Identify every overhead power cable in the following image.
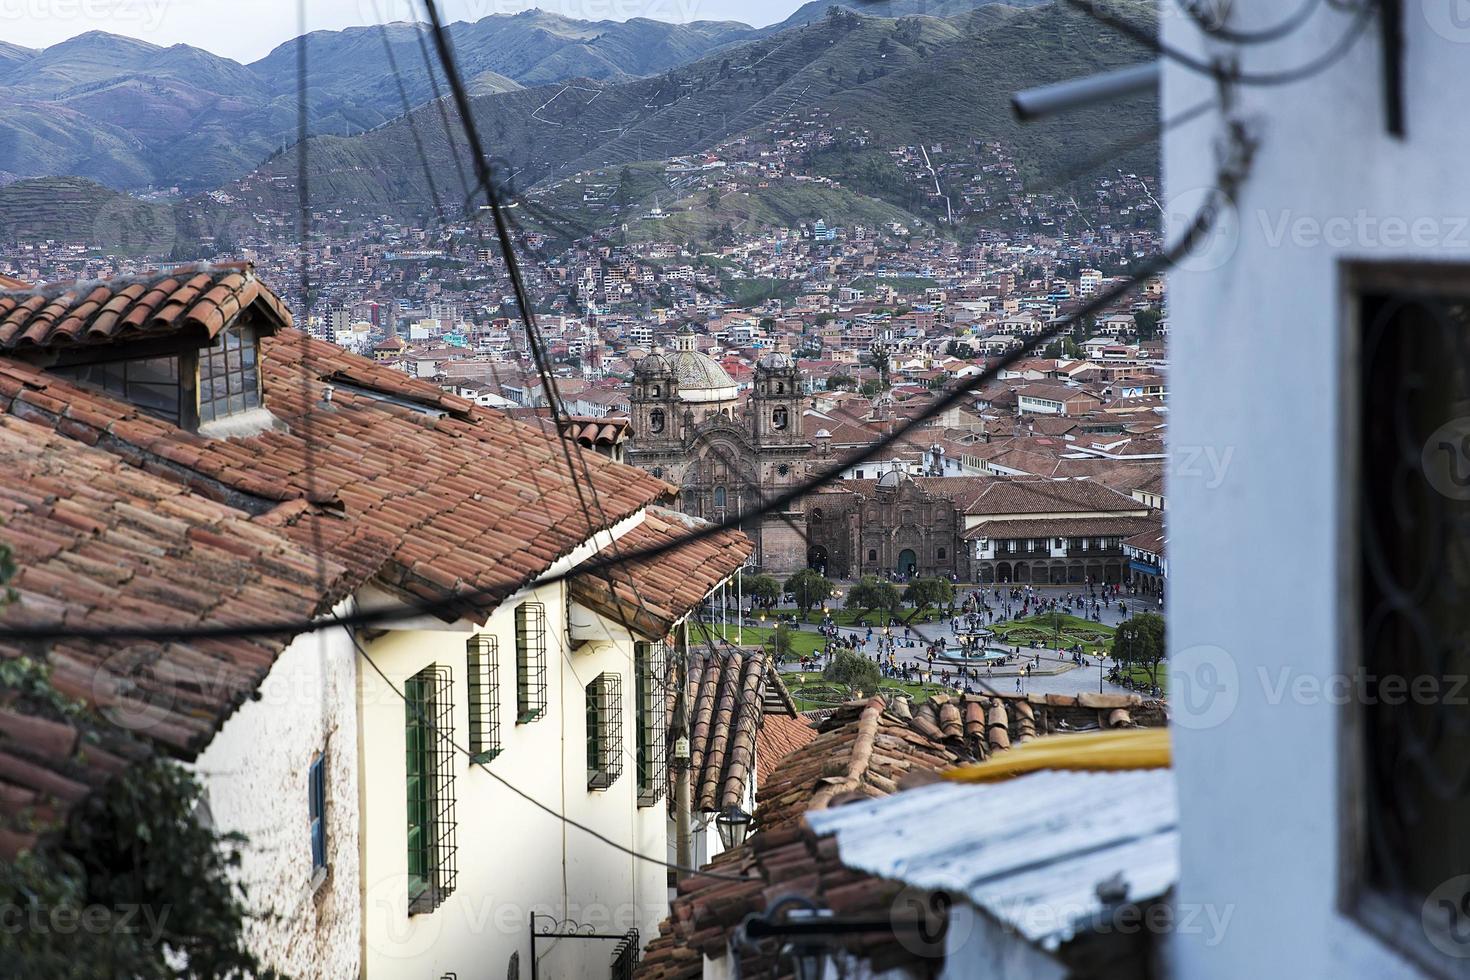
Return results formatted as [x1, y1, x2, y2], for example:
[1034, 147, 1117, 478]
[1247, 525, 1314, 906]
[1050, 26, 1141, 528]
[0, 153, 1245, 644]
[1063, 0, 1377, 87]
[354, 632, 747, 882]
[1175, 0, 1326, 44]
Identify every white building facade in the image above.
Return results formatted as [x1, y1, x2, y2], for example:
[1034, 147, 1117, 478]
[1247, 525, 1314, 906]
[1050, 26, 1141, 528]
[1165, 3, 1469, 977]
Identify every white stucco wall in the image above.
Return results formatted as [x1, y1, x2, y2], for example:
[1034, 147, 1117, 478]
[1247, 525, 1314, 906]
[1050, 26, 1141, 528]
[357, 577, 668, 979]
[189, 608, 361, 980]
[1163, 3, 1464, 977]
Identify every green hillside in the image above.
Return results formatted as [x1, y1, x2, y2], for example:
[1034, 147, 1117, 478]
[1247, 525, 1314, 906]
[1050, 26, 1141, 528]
[240, 1, 1156, 222]
[0, 177, 175, 254]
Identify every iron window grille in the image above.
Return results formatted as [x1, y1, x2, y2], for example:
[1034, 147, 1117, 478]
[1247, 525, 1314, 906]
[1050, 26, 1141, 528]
[635, 642, 667, 806]
[610, 929, 640, 979]
[1349, 274, 1470, 975]
[404, 664, 457, 915]
[586, 672, 624, 791]
[466, 635, 501, 762]
[308, 751, 326, 873]
[516, 602, 547, 723]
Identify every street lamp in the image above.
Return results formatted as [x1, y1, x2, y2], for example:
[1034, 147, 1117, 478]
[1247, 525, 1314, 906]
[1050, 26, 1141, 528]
[715, 804, 752, 849]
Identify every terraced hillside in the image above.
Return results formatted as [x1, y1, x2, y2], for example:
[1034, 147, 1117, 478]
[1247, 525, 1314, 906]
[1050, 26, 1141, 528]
[238, 1, 1155, 223]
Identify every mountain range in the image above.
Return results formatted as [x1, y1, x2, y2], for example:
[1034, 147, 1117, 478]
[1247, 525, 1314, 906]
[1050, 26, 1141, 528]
[0, 11, 767, 190]
[0, 0, 1155, 250]
[235, 1, 1152, 221]
[0, 0, 1059, 193]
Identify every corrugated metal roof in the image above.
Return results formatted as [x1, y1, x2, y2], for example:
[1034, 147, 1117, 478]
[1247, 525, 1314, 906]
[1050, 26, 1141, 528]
[805, 768, 1178, 951]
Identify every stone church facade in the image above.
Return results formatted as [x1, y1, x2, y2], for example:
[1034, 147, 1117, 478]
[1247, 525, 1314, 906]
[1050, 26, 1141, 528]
[802, 473, 968, 581]
[627, 335, 810, 573]
[625, 344, 1155, 583]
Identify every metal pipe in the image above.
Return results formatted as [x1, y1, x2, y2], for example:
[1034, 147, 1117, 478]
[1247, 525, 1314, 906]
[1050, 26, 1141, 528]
[674, 618, 693, 878]
[1011, 61, 1159, 121]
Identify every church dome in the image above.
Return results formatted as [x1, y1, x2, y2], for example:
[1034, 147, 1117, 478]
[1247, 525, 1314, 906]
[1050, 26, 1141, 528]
[814, 427, 832, 439]
[877, 469, 903, 491]
[666, 348, 738, 403]
[634, 351, 671, 377]
[757, 351, 792, 371]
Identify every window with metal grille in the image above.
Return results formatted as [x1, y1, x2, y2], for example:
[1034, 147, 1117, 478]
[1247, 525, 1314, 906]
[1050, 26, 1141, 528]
[1349, 274, 1470, 974]
[308, 751, 326, 874]
[515, 602, 547, 723]
[404, 664, 456, 915]
[610, 929, 640, 979]
[466, 635, 501, 762]
[198, 320, 262, 424]
[634, 642, 667, 806]
[586, 672, 623, 791]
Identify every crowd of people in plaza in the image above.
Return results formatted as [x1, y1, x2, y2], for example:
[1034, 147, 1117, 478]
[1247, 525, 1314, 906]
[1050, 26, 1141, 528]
[768, 580, 1163, 696]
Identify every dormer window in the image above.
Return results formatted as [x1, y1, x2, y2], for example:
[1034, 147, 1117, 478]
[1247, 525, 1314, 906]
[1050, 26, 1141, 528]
[13, 264, 287, 436]
[198, 320, 262, 425]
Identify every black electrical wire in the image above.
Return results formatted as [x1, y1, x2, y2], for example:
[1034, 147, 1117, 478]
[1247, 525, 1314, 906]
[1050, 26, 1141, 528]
[354, 632, 748, 882]
[1176, 0, 1325, 44]
[1064, 0, 1377, 87]
[397, 0, 676, 667]
[371, 0, 448, 224]
[0, 170, 1239, 645]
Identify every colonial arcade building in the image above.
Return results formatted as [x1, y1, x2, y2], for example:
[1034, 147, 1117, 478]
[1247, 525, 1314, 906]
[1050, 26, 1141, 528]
[962, 480, 1155, 585]
[803, 472, 1154, 583]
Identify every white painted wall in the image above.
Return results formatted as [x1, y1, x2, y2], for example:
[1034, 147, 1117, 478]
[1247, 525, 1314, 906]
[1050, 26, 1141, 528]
[357, 578, 667, 979]
[939, 902, 1065, 980]
[189, 608, 360, 980]
[1163, 3, 1463, 977]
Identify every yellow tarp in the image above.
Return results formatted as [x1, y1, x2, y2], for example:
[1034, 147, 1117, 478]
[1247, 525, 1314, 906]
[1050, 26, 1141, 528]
[943, 728, 1172, 783]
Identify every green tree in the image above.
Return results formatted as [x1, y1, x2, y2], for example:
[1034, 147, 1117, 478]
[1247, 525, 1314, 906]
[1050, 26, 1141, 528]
[859, 378, 883, 398]
[0, 660, 271, 979]
[785, 568, 835, 621]
[846, 575, 901, 625]
[740, 572, 782, 609]
[765, 623, 796, 661]
[903, 577, 954, 618]
[1114, 612, 1166, 687]
[615, 166, 635, 210]
[827, 373, 856, 391]
[823, 650, 882, 694]
[1134, 308, 1162, 341]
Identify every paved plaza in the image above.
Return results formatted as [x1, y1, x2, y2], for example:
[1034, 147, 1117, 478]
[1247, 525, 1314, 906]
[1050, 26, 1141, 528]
[772, 584, 1164, 699]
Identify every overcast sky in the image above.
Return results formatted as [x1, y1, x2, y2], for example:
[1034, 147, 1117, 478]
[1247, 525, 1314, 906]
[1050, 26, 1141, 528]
[4, 0, 804, 63]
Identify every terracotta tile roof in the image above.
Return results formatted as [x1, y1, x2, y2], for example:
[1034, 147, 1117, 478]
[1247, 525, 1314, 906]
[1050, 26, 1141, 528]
[753, 713, 818, 788]
[568, 507, 751, 641]
[680, 647, 796, 813]
[0, 274, 28, 290]
[960, 515, 1157, 540]
[0, 414, 366, 858]
[0, 328, 672, 623]
[958, 477, 1146, 516]
[1123, 520, 1166, 556]
[0, 262, 291, 351]
[559, 415, 632, 450]
[635, 691, 1167, 979]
